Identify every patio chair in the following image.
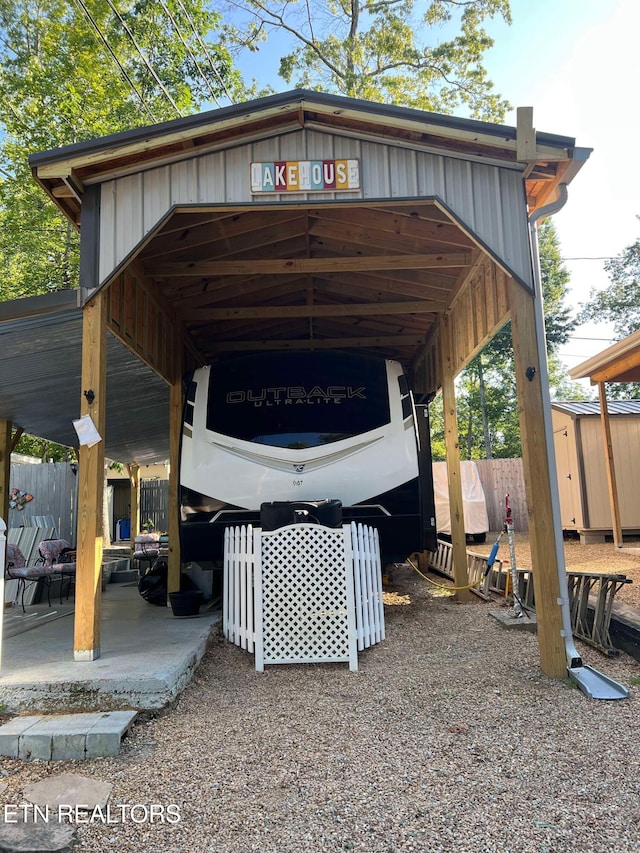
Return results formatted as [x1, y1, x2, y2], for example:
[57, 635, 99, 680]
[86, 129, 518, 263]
[37, 538, 77, 603]
[132, 533, 160, 573]
[5, 542, 58, 613]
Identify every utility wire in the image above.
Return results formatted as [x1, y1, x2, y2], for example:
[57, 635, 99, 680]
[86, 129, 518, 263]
[174, 0, 235, 104]
[157, 0, 223, 107]
[103, 0, 183, 118]
[73, 0, 158, 123]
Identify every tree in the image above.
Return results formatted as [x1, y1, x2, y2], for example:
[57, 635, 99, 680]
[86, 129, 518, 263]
[0, 0, 241, 301]
[578, 227, 640, 340]
[225, 0, 512, 120]
[430, 219, 583, 460]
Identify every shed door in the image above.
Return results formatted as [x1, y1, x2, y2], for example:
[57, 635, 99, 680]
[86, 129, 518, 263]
[554, 423, 582, 529]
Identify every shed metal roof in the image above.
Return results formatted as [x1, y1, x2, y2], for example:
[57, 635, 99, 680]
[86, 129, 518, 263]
[552, 401, 640, 417]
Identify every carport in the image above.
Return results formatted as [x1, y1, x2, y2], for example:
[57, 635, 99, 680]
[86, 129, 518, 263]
[0, 90, 591, 679]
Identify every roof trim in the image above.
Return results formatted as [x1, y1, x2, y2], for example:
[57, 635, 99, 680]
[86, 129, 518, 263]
[569, 328, 640, 384]
[29, 89, 576, 170]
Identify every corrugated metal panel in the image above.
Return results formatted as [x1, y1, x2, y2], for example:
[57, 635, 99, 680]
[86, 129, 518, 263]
[471, 163, 504, 260]
[224, 146, 252, 204]
[389, 148, 417, 198]
[97, 128, 533, 288]
[444, 157, 474, 226]
[361, 139, 391, 198]
[498, 169, 531, 280]
[115, 173, 143, 267]
[99, 180, 117, 285]
[552, 401, 640, 417]
[0, 306, 169, 465]
[143, 166, 172, 234]
[170, 158, 198, 205]
[416, 151, 446, 197]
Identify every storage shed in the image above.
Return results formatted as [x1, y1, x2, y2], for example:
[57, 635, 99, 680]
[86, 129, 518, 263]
[552, 401, 640, 543]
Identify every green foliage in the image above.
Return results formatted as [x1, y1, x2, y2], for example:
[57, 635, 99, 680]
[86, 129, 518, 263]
[429, 220, 582, 459]
[225, 0, 512, 120]
[578, 225, 640, 340]
[0, 0, 242, 302]
[13, 432, 76, 462]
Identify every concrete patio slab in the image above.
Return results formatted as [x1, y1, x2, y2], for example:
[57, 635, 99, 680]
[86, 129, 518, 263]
[0, 584, 221, 713]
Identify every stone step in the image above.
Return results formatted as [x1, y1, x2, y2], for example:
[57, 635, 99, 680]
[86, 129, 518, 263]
[0, 711, 137, 761]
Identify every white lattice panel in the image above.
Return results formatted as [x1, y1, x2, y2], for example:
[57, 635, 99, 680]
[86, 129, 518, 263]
[254, 524, 358, 671]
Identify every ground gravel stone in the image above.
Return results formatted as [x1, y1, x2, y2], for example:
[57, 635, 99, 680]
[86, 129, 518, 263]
[0, 558, 638, 853]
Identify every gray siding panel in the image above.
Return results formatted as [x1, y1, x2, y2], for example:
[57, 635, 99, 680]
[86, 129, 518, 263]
[98, 129, 533, 288]
[143, 166, 172, 234]
[197, 152, 225, 203]
[389, 148, 418, 198]
[171, 158, 199, 205]
[471, 163, 504, 260]
[416, 151, 446, 197]
[361, 140, 391, 198]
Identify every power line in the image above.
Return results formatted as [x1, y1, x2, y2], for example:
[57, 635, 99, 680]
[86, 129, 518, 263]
[157, 0, 223, 108]
[103, 0, 183, 118]
[174, 0, 235, 104]
[72, 0, 158, 123]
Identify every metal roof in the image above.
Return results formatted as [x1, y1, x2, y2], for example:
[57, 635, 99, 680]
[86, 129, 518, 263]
[0, 290, 169, 463]
[552, 401, 640, 417]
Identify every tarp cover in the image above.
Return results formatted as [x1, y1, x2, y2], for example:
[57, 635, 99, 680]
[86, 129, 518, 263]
[432, 461, 489, 535]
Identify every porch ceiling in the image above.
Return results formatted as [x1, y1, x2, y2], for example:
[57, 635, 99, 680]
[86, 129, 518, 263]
[137, 200, 479, 367]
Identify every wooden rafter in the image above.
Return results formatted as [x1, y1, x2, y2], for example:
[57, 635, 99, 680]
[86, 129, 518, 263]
[151, 252, 472, 277]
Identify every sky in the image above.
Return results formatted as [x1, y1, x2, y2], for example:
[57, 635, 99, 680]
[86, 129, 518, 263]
[481, 0, 639, 373]
[235, 0, 640, 378]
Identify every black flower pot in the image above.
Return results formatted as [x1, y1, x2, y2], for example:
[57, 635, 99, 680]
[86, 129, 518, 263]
[169, 590, 203, 617]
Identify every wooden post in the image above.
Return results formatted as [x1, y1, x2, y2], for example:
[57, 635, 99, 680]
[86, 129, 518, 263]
[0, 421, 11, 526]
[167, 343, 184, 595]
[128, 463, 140, 538]
[598, 382, 623, 548]
[74, 292, 107, 661]
[439, 314, 470, 601]
[510, 280, 566, 679]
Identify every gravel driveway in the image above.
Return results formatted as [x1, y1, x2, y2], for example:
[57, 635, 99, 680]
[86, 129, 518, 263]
[1, 563, 638, 853]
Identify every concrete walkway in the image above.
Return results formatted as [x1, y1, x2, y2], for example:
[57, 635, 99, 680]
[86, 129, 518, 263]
[0, 583, 221, 713]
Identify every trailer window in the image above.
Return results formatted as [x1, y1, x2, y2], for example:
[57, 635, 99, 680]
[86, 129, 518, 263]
[206, 352, 391, 448]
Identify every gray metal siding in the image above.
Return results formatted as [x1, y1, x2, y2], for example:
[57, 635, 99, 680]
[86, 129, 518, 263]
[98, 127, 533, 288]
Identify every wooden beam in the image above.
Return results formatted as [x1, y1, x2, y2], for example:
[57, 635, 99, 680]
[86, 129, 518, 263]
[0, 421, 11, 527]
[152, 253, 472, 277]
[167, 343, 183, 595]
[185, 300, 443, 321]
[598, 382, 623, 548]
[10, 427, 24, 453]
[209, 334, 428, 352]
[516, 107, 536, 162]
[510, 280, 566, 679]
[590, 348, 640, 384]
[439, 315, 470, 601]
[128, 463, 140, 539]
[74, 291, 107, 661]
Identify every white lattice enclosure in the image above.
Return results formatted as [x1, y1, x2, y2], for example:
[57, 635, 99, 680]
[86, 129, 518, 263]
[222, 522, 385, 671]
[223, 525, 255, 652]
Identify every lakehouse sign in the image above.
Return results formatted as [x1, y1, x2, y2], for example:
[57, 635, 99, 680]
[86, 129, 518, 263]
[250, 159, 360, 193]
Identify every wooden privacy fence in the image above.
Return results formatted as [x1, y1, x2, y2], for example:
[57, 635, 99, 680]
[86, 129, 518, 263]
[474, 458, 529, 532]
[224, 522, 385, 672]
[8, 463, 77, 543]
